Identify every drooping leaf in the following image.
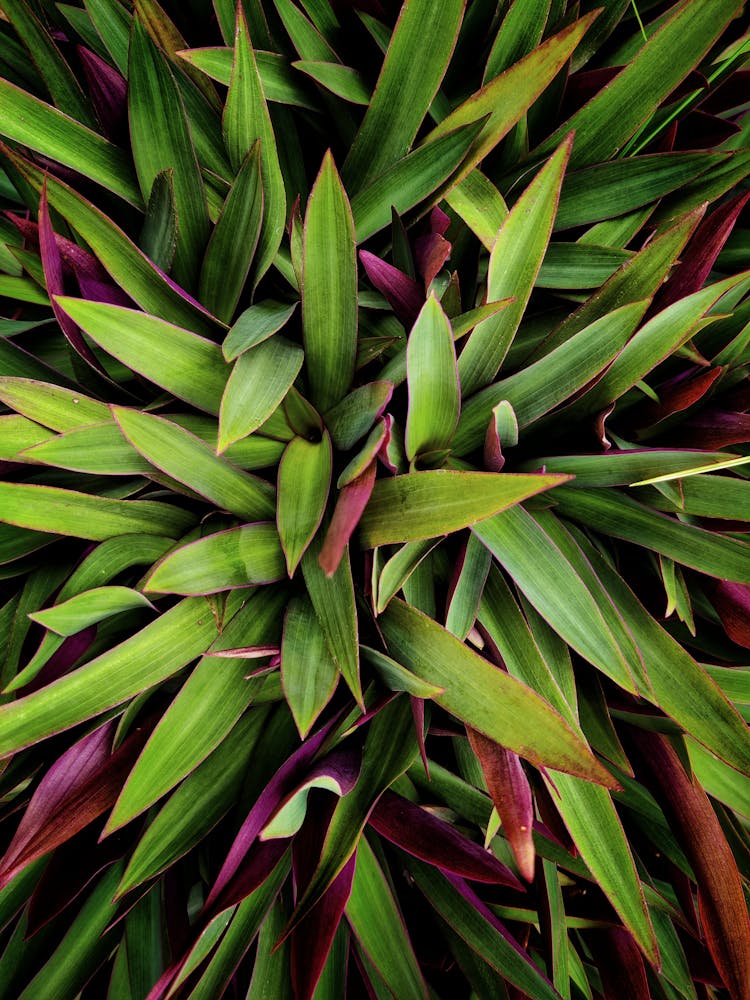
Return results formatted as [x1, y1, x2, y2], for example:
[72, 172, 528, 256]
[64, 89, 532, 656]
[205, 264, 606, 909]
[29, 586, 154, 636]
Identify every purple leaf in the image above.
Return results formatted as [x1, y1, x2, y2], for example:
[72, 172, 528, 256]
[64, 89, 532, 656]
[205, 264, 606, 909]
[0, 717, 152, 890]
[635, 366, 723, 429]
[319, 460, 377, 577]
[592, 927, 650, 1000]
[678, 410, 750, 449]
[39, 185, 108, 375]
[429, 206, 451, 237]
[414, 233, 451, 292]
[77, 47, 128, 143]
[369, 790, 522, 888]
[705, 580, 750, 649]
[359, 251, 423, 327]
[655, 190, 750, 310]
[467, 728, 536, 883]
[484, 416, 505, 471]
[674, 110, 741, 149]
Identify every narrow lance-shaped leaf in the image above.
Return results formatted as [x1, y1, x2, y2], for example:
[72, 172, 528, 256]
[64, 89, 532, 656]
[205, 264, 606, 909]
[457, 135, 573, 396]
[277, 433, 332, 576]
[281, 594, 339, 739]
[29, 587, 154, 636]
[379, 599, 615, 786]
[200, 142, 264, 324]
[0, 598, 219, 757]
[303, 152, 357, 411]
[359, 470, 571, 547]
[405, 294, 459, 462]
[218, 336, 303, 453]
[129, 15, 209, 289]
[223, 6, 286, 287]
[342, 0, 465, 189]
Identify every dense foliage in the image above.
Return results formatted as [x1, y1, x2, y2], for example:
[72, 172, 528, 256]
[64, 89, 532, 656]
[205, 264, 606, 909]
[0, 0, 749, 996]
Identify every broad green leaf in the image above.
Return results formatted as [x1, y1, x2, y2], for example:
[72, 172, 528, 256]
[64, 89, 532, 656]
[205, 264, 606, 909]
[2, 0, 96, 127]
[0, 275, 48, 305]
[223, 300, 298, 361]
[0, 414, 52, 460]
[536, 243, 631, 289]
[223, 8, 286, 287]
[458, 136, 572, 395]
[145, 525, 285, 594]
[445, 169, 507, 251]
[301, 530, 360, 704]
[325, 382, 393, 451]
[346, 835, 429, 1000]
[536, 0, 745, 168]
[423, 14, 596, 186]
[218, 336, 303, 452]
[55, 298, 228, 413]
[293, 59, 369, 103]
[288, 698, 417, 929]
[375, 538, 442, 613]
[303, 151, 357, 411]
[0, 482, 193, 541]
[408, 859, 560, 1000]
[380, 599, 614, 784]
[178, 47, 317, 109]
[351, 122, 484, 243]
[473, 506, 638, 692]
[546, 772, 658, 964]
[644, 473, 750, 519]
[359, 471, 571, 547]
[343, 0, 465, 189]
[0, 597, 219, 756]
[453, 300, 649, 455]
[29, 586, 153, 635]
[129, 16, 209, 289]
[555, 152, 724, 230]
[200, 142, 263, 324]
[140, 168, 178, 270]
[276, 433, 332, 575]
[21, 422, 153, 476]
[405, 295, 459, 462]
[630, 455, 750, 488]
[118, 708, 270, 895]
[107, 592, 283, 830]
[114, 408, 276, 521]
[1, 149, 220, 336]
[484, 0, 550, 82]
[553, 487, 750, 584]
[687, 741, 750, 820]
[17, 863, 123, 1000]
[360, 645, 444, 698]
[281, 594, 338, 737]
[0, 79, 142, 206]
[524, 450, 738, 488]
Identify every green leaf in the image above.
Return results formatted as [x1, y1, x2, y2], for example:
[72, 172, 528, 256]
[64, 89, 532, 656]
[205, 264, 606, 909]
[2, 148, 221, 336]
[523, 450, 738, 488]
[281, 594, 338, 738]
[0, 481, 193, 541]
[405, 295, 459, 462]
[342, 0, 465, 189]
[453, 300, 649, 455]
[375, 538, 442, 614]
[28, 586, 154, 635]
[555, 152, 725, 230]
[545, 772, 658, 964]
[458, 136, 572, 395]
[445, 170, 507, 251]
[55, 299, 228, 413]
[0, 414, 52, 461]
[536, 243, 631, 289]
[358, 470, 571, 547]
[445, 533, 492, 640]
[118, 708, 270, 896]
[293, 59, 370, 103]
[325, 382, 393, 451]
[178, 47, 317, 109]
[21, 422, 154, 476]
[350, 122, 484, 243]
[129, 15, 209, 289]
[144, 525, 285, 595]
[553, 487, 750, 584]
[408, 859, 560, 1000]
[223, 300, 298, 361]
[536, 0, 745, 168]
[346, 835, 429, 1000]
[218, 336, 304, 453]
[301, 530, 360, 705]
[361, 645, 444, 698]
[473, 506, 638, 693]
[303, 151, 357, 411]
[107, 594, 284, 831]
[140, 168, 178, 271]
[379, 599, 614, 786]
[114, 408, 276, 521]
[200, 142, 264, 324]
[276, 433, 332, 576]
[223, 7, 286, 287]
[0, 597, 219, 756]
[0, 79, 142, 206]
